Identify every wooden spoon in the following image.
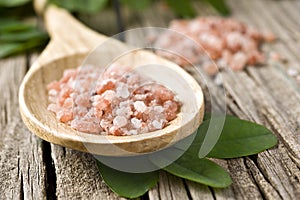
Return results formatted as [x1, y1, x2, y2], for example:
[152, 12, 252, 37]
[19, 3, 204, 156]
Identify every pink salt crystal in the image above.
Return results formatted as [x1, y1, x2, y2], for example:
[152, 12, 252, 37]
[47, 81, 60, 91]
[47, 64, 180, 135]
[203, 62, 219, 76]
[109, 126, 123, 136]
[60, 69, 77, 83]
[263, 31, 276, 42]
[93, 98, 110, 111]
[225, 32, 243, 52]
[71, 120, 101, 134]
[48, 103, 60, 113]
[269, 51, 281, 62]
[163, 100, 179, 121]
[63, 97, 74, 109]
[75, 94, 90, 107]
[58, 87, 72, 105]
[230, 52, 247, 70]
[246, 27, 262, 41]
[134, 101, 147, 112]
[96, 79, 115, 94]
[113, 116, 128, 128]
[57, 110, 73, 123]
[102, 90, 116, 101]
[73, 107, 88, 118]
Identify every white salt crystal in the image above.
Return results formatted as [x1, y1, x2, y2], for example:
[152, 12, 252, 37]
[134, 94, 146, 100]
[153, 106, 164, 113]
[131, 118, 142, 129]
[48, 89, 58, 96]
[116, 82, 130, 98]
[116, 106, 132, 117]
[287, 68, 298, 77]
[113, 116, 127, 128]
[214, 73, 223, 86]
[129, 130, 138, 135]
[152, 120, 163, 129]
[134, 101, 147, 112]
[119, 100, 132, 108]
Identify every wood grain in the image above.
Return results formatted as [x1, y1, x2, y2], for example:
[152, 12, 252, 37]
[0, 0, 300, 199]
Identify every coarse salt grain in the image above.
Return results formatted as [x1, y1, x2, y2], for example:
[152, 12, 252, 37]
[155, 16, 277, 75]
[152, 120, 164, 129]
[116, 82, 130, 98]
[131, 118, 142, 129]
[134, 101, 147, 112]
[47, 64, 181, 136]
[113, 116, 128, 128]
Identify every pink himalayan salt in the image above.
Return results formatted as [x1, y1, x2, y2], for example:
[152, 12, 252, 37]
[47, 64, 181, 136]
[154, 16, 276, 75]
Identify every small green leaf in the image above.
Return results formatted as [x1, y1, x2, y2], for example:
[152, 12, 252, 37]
[96, 161, 159, 198]
[204, 0, 231, 15]
[206, 116, 277, 158]
[165, 0, 196, 18]
[162, 153, 232, 188]
[0, 0, 30, 7]
[49, 0, 108, 13]
[121, 0, 151, 10]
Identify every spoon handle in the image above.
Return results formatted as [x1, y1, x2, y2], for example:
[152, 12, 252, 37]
[32, 0, 108, 65]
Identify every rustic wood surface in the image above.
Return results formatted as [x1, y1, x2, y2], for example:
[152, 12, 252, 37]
[0, 0, 299, 199]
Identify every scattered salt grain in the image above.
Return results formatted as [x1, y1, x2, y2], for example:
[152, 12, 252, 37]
[155, 16, 276, 75]
[287, 68, 298, 77]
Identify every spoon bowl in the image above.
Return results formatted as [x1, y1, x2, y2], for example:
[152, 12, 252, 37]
[19, 5, 204, 156]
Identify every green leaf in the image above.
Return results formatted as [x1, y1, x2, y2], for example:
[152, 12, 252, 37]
[0, 43, 21, 58]
[121, 0, 151, 10]
[165, 0, 196, 18]
[174, 114, 277, 159]
[0, 29, 48, 43]
[204, 0, 231, 15]
[162, 153, 232, 188]
[0, 36, 48, 58]
[206, 116, 277, 158]
[49, 0, 108, 13]
[0, 0, 30, 7]
[96, 160, 159, 198]
[0, 19, 33, 33]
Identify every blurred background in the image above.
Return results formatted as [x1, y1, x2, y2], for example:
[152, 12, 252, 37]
[0, 0, 230, 58]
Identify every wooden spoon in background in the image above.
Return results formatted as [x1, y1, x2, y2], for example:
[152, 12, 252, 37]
[18, 2, 204, 156]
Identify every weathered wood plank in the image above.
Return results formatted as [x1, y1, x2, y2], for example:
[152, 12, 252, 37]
[50, 145, 127, 200]
[0, 56, 47, 200]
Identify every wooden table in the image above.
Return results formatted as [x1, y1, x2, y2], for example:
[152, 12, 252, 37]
[0, 0, 299, 199]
